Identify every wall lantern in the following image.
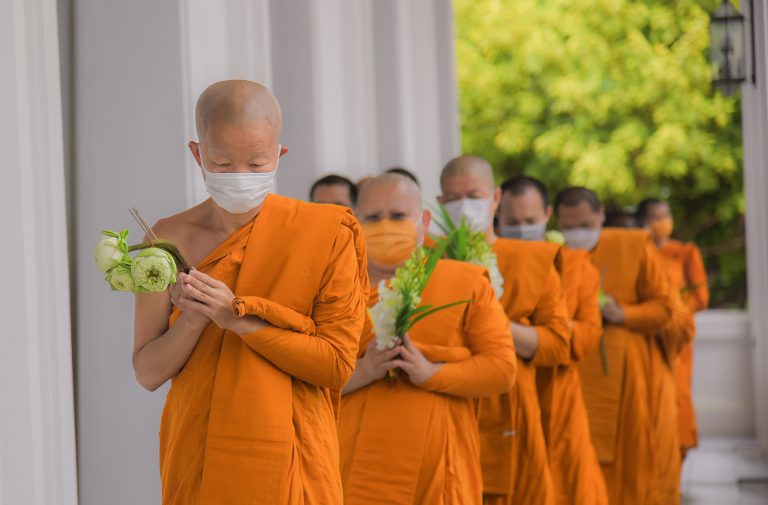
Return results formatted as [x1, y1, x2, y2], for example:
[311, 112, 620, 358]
[710, 0, 748, 95]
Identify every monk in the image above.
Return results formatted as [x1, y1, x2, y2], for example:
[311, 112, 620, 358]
[497, 175, 608, 505]
[132, 80, 369, 504]
[339, 174, 517, 505]
[439, 156, 570, 505]
[637, 198, 708, 460]
[309, 174, 358, 207]
[554, 187, 675, 505]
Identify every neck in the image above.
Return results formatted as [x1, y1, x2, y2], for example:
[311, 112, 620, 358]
[208, 200, 262, 235]
[368, 263, 396, 289]
[485, 227, 498, 244]
[654, 237, 669, 248]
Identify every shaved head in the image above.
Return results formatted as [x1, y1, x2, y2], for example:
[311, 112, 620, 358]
[189, 80, 286, 179]
[195, 80, 282, 141]
[358, 173, 422, 210]
[440, 155, 495, 191]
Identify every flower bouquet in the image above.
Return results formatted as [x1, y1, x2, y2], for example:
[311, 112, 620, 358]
[368, 242, 469, 384]
[94, 228, 189, 293]
[431, 204, 504, 298]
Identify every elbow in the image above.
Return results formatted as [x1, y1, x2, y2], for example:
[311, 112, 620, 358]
[134, 369, 165, 392]
[330, 358, 356, 390]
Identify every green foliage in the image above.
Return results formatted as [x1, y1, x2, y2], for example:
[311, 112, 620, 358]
[454, 0, 745, 307]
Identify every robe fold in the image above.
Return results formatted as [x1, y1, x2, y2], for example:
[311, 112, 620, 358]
[578, 228, 674, 505]
[159, 194, 369, 505]
[480, 239, 570, 505]
[339, 259, 517, 505]
[539, 247, 608, 505]
[657, 240, 708, 453]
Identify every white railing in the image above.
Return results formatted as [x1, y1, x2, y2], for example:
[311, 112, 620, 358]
[693, 309, 754, 437]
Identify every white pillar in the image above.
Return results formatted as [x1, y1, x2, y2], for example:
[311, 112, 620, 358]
[742, 0, 768, 451]
[371, 0, 461, 202]
[270, 0, 460, 203]
[179, 0, 273, 206]
[0, 0, 78, 504]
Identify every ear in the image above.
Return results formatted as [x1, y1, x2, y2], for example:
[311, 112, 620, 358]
[490, 187, 502, 214]
[189, 141, 202, 168]
[545, 205, 553, 221]
[422, 208, 432, 231]
[598, 206, 606, 226]
[279, 145, 289, 158]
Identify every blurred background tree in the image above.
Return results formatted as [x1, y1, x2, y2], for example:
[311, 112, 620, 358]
[454, 0, 745, 307]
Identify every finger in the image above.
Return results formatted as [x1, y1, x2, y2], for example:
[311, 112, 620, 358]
[183, 272, 214, 294]
[374, 346, 402, 364]
[388, 359, 413, 373]
[184, 282, 210, 304]
[187, 268, 219, 287]
[398, 344, 415, 361]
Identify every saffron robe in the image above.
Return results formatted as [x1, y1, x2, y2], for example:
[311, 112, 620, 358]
[480, 239, 570, 505]
[539, 247, 608, 505]
[657, 240, 709, 452]
[339, 260, 517, 505]
[159, 194, 369, 504]
[578, 228, 674, 505]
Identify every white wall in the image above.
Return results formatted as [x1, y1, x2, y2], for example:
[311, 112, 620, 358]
[0, 0, 78, 503]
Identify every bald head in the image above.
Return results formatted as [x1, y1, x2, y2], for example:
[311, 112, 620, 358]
[440, 155, 495, 191]
[358, 173, 422, 211]
[195, 80, 282, 141]
[190, 80, 285, 177]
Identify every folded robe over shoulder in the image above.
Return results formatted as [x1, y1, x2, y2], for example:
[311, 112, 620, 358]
[541, 247, 608, 505]
[578, 229, 673, 505]
[339, 259, 517, 505]
[159, 194, 369, 505]
[480, 238, 570, 505]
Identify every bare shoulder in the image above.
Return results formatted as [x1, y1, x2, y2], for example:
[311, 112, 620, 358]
[150, 202, 212, 262]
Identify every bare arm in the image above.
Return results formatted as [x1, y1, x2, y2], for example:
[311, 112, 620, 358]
[132, 278, 210, 391]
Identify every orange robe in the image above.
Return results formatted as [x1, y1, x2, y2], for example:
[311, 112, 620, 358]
[578, 228, 674, 505]
[338, 260, 517, 505]
[538, 247, 608, 505]
[480, 239, 570, 505]
[159, 194, 369, 505]
[657, 240, 709, 453]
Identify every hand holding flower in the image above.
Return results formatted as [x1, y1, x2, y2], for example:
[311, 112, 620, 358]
[357, 339, 403, 384]
[392, 334, 443, 386]
[167, 274, 210, 327]
[180, 269, 259, 333]
[601, 295, 625, 324]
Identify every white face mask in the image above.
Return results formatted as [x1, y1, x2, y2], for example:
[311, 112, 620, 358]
[443, 198, 492, 233]
[562, 227, 602, 251]
[200, 145, 281, 214]
[499, 222, 547, 241]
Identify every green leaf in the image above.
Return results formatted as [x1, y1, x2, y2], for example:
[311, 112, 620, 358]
[408, 299, 472, 327]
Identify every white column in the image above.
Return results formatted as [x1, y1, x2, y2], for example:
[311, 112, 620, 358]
[270, 0, 460, 202]
[270, 0, 380, 199]
[372, 0, 461, 202]
[0, 0, 78, 504]
[179, 0, 273, 206]
[742, 0, 768, 451]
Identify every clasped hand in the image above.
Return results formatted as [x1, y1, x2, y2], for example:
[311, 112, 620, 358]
[601, 295, 625, 325]
[168, 269, 240, 331]
[358, 334, 443, 386]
